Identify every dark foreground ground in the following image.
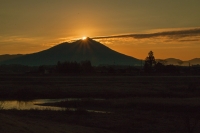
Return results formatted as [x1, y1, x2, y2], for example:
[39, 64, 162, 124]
[0, 75, 200, 133]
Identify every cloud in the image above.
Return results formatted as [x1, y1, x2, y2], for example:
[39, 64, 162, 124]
[92, 28, 200, 41]
[0, 35, 37, 44]
[178, 39, 200, 42]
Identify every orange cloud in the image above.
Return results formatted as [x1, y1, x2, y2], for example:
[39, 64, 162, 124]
[91, 28, 200, 60]
[92, 28, 200, 42]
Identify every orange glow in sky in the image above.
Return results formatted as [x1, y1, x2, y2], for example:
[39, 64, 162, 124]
[82, 36, 87, 40]
[0, 1, 200, 60]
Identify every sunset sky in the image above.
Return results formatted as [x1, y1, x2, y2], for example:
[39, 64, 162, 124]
[0, 0, 200, 60]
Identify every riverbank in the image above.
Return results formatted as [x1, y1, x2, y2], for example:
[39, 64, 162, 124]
[0, 104, 199, 133]
[0, 111, 115, 133]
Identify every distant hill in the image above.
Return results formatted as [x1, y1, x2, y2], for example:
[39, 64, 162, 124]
[187, 58, 200, 65]
[0, 38, 140, 66]
[0, 54, 23, 62]
[157, 58, 200, 66]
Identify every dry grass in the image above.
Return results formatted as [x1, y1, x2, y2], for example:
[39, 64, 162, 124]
[0, 112, 116, 133]
[0, 75, 200, 100]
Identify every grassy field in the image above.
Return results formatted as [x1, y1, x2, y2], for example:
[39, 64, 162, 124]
[0, 75, 200, 132]
[0, 75, 200, 100]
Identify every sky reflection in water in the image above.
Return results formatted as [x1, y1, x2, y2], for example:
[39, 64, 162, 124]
[1, 99, 68, 110]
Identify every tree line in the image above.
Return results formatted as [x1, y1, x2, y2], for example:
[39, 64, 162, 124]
[0, 51, 199, 75]
[143, 51, 200, 74]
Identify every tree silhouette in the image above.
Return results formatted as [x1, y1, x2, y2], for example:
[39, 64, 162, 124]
[81, 60, 92, 73]
[155, 62, 165, 73]
[56, 61, 80, 73]
[144, 51, 156, 72]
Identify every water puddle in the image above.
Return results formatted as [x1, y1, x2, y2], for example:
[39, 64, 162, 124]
[0, 98, 110, 113]
[0, 99, 68, 110]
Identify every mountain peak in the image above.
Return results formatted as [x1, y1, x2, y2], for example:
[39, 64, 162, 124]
[0, 39, 140, 66]
[75, 37, 96, 43]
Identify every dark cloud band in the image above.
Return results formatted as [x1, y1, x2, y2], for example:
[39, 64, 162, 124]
[92, 28, 200, 40]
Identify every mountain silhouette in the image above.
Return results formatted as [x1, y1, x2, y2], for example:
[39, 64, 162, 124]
[0, 38, 140, 66]
[0, 54, 23, 62]
[157, 58, 200, 66]
[187, 58, 200, 65]
[163, 58, 183, 65]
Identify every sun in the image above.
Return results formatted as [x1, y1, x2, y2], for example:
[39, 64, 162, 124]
[82, 36, 87, 40]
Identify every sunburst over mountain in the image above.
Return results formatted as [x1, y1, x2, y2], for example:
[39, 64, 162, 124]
[0, 38, 140, 66]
